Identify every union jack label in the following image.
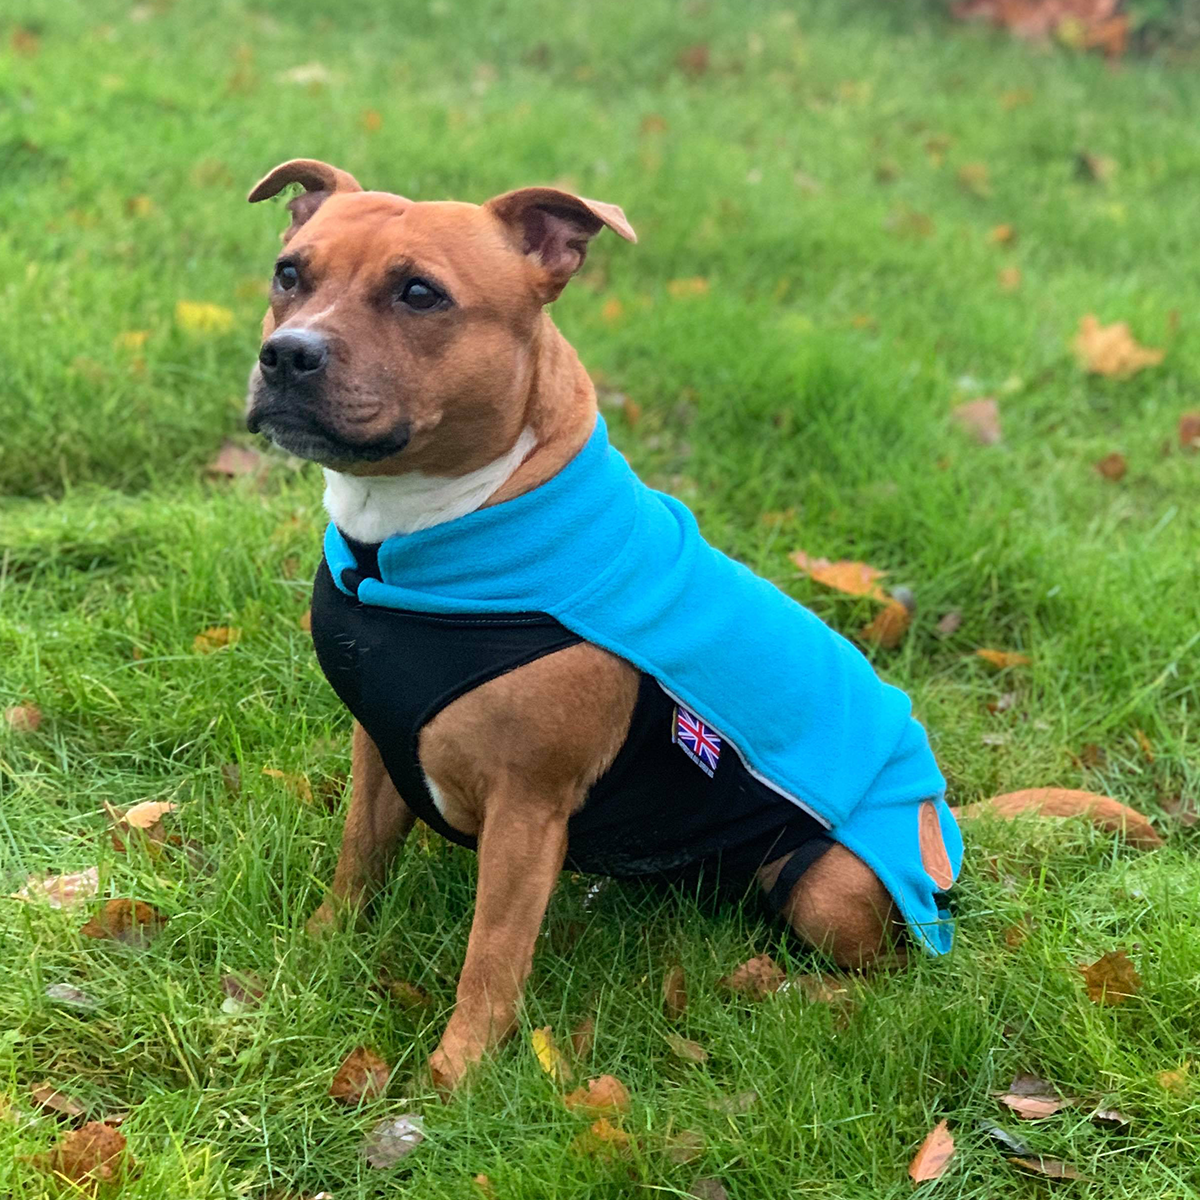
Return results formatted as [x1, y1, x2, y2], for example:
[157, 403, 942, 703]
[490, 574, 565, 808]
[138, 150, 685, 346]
[672, 705, 722, 777]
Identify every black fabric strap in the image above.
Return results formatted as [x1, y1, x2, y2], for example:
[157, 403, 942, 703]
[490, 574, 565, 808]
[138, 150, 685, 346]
[765, 835, 836, 915]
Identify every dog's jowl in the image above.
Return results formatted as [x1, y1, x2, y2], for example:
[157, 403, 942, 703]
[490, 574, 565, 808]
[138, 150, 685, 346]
[244, 159, 963, 1091]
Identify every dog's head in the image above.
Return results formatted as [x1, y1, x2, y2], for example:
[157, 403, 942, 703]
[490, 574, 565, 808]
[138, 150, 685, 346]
[243, 159, 635, 474]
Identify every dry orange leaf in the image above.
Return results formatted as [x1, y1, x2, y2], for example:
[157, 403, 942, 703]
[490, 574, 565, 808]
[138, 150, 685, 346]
[563, 1074, 631, 1117]
[719, 953, 786, 999]
[998, 266, 1022, 292]
[790, 552, 888, 601]
[361, 108, 383, 132]
[953, 397, 1002, 445]
[665, 1034, 709, 1064]
[1079, 949, 1143, 1005]
[600, 297, 624, 324]
[860, 599, 911, 650]
[989, 223, 1016, 245]
[957, 788, 1163, 849]
[1073, 315, 1163, 378]
[29, 1082, 87, 1118]
[328, 1046, 390, 1104]
[667, 277, 710, 299]
[194, 625, 241, 653]
[204, 440, 267, 479]
[4, 703, 42, 732]
[663, 964, 688, 1019]
[1095, 451, 1127, 481]
[12, 866, 99, 909]
[81, 899, 167, 946]
[975, 648, 1030, 669]
[908, 1119, 955, 1183]
[1179, 411, 1200, 452]
[36, 1122, 134, 1189]
[262, 767, 314, 804]
[573, 1116, 631, 1156]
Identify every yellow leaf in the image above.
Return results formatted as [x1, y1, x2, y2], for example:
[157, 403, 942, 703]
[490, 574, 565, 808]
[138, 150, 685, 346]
[176, 300, 235, 335]
[126, 195, 154, 218]
[194, 626, 241, 653]
[1157, 1061, 1191, 1095]
[115, 330, 150, 351]
[1072, 315, 1163, 379]
[262, 767, 314, 805]
[667, 277, 709, 298]
[975, 648, 1030, 669]
[531, 1026, 569, 1081]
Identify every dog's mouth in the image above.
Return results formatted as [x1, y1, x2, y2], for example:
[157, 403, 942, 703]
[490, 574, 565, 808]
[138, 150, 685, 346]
[246, 394, 411, 466]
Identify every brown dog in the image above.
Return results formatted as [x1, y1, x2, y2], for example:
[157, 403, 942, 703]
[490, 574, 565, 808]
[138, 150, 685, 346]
[245, 159, 907, 1091]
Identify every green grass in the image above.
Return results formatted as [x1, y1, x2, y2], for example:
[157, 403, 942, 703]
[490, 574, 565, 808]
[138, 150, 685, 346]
[3, 0, 1200, 1195]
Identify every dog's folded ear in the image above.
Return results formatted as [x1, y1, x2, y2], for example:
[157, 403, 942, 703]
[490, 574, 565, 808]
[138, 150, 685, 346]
[247, 159, 363, 243]
[486, 187, 636, 302]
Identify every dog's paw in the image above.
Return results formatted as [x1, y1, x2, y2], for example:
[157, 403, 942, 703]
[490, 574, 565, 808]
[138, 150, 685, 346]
[428, 1045, 471, 1097]
[304, 902, 341, 937]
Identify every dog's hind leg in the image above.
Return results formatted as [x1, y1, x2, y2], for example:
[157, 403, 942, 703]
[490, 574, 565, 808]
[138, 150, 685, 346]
[307, 721, 416, 935]
[757, 842, 904, 969]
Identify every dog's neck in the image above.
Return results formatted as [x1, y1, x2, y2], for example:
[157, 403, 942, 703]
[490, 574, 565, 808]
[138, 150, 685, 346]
[323, 425, 539, 543]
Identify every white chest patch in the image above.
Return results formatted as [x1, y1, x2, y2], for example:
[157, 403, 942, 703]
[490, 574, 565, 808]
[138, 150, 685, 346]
[322, 426, 538, 543]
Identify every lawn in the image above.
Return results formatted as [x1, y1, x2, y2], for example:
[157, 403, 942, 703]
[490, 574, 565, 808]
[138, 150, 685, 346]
[2, 0, 1199, 1196]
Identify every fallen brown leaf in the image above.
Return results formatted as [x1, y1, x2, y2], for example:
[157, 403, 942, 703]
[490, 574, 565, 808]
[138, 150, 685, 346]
[386, 979, 431, 1010]
[665, 1034, 709, 1064]
[570, 1016, 595, 1060]
[957, 162, 992, 198]
[663, 964, 688, 1019]
[688, 1180, 730, 1200]
[29, 1082, 86, 1119]
[1079, 949, 1143, 1005]
[80, 899, 167, 947]
[1008, 1155, 1085, 1180]
[299, 608, 312, 632]
[957, 788, 1162, 849]
[975, 648, 1031, 669]
[859, 599, 911, 650]
[220, 971, 266, 1010]
[989, 223, 1016, 245]
[952, 397, 1002, 445]
[36, 1122, 134, 1189]
[563, 1074, 631, 1117]
[1073, 315, 1163, 379]
[473, 1174, 495, 1198]
[194, 625, 241, 653]
[329, 1046, 390, 1104]
[998, 266, 1022, 292]
[1161, 794, 1198, 827]
[360, 1113, 424, 1167]
[45, 983, 99, 1010]
[664, 1129, 706, 1164]
[1095, 451, 1127, 481]
[640, 114, 668, 135]
[12, 866, 99, 909]
[1090, 1107, 1131, 1130]
[1133, 728, 1154, 763]
[361, 108, 383, 133]
[1077, 742, 1107, 770]
[204, 440, 267, 479]
[1180, 411, 1200, 452]
[4, 703, 42, 732]
[935, 611, 963, 638]
[106, 800, 178, 853]
[704, 1089, 758, 1115]
[995, 1075, 1073, 1120]
[908, 1119, 955, 1182]
[677, 43, 710, 77]
[790, 552, 888, 601]
[719, 954, 786, 999]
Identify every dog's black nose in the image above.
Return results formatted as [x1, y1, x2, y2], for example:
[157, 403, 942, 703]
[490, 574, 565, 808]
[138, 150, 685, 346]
[258, 329, 329, 380]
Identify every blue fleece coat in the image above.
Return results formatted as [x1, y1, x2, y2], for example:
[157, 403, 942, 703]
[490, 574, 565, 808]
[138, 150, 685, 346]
[326, 415, 963, 952]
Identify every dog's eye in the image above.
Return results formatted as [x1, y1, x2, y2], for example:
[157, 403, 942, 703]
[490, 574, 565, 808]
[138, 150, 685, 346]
[274, 263, 299, 291]
[399, 279, 445, 311]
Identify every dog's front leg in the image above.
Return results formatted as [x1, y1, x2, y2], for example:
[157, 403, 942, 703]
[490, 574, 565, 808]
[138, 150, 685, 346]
[307, 721, 416, 934]
[429, 792, 568, 1092]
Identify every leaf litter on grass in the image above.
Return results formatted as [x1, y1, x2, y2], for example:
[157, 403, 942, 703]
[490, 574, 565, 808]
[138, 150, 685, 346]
[328, 1047, 390, 1104]
[908, 1120, 954, 1182]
